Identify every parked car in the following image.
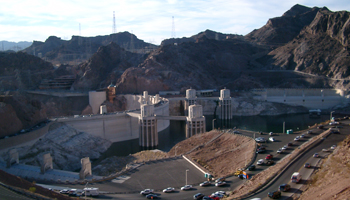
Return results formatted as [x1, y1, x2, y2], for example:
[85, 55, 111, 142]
[202, 196, 212, 200]
[200, 181, 211, 186]
[266, 160, 275, 165]
[304, 163, 311, 168]
[294, 136, 300, 141]
[313, 153, 319, 158]
[257, 159, 264, 165]
[215, 177, 225, 183]
[146, 194, 158, 199]
[256, 147, 266, 153]
[265, 154, 273, 160]
[255, 137, 266, 143]
[317, 125, 324, 129]
[59, 189, 69, 194]
[277, 148, 283, 154]
[331, 145, 337, 150]
[300, 134, 305, 138]
[163, 187, 175, 193]
[268, 191, 281, 199]
[269, 132, 274, 135]
[181, 185, 193, 190]
[233, 131, 240, 134]
[282, 145, 288, 150]
[287, 142, 293, 146]
[279, 184, 291, 192]
[215, 181, 227, 187]
[193, 193, 205, 199]
[269, 137, 275, 142]
[140, 189, 154, 195]
[307, 130, 313, 134]
[247, 165, 256, 171]
[209, 194, 222, 200]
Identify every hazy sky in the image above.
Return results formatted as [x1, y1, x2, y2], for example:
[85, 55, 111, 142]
[1, 0, 349, 45]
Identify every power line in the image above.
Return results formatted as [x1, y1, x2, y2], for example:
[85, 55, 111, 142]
[171, 16, 175, 38]
[113, 11, 117, 33]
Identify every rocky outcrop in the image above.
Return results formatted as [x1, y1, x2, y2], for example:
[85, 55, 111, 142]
[10, 123, 112, 172]
[265, 8, 350, 81]
[72, 42, 145, 90]
[0, 102, 23, 137]
[232, 97, 308, 116]
[245, 4, 321, 45]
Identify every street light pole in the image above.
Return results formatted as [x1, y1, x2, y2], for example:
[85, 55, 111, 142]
[186, 169, 189, 185]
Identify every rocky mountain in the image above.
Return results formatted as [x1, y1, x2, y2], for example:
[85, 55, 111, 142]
[0, 51, 54, 91]
[72, 42, 147, 90]
[22, 32, 157, 65]
[245, 4, 323, 46]
[261, 7, 350, 89]
[161, 29, 244, 46]
[0, 41, 32, 52]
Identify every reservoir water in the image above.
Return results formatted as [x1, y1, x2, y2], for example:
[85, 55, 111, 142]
[100, 113, 331, 158]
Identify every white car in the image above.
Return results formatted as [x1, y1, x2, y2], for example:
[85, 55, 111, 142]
[215, 181, 227, 187]
[255, 137, 266, 143]
[269, 137, 275, 142]
[199, 181, 211, 186]
[257, 159, 264, 165]
[329, 121, 339, 125]
[331, 145, 337, 150]
[294, 136, 300, 141]
[181, 185, 193, 191]
[277, 148, 283, 154]
[313, 153, 319, 158]
[215, 191, 226, 196]
[300, 134, 305, 138]
[162, 187, 175, 193]
[282, 145, 288, 150]
[140, 189, 154, 195]
[269, 132, 274, 136]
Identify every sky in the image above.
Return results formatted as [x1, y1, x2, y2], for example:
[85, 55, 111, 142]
[0, 0, 350, 45]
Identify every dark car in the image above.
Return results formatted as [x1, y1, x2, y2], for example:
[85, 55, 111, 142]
[193, 193, 205, 199]
[268, 191, 281, 199]
[317, 125, 324, 129]
[304, 163, 311, 168]
[287, 142, 293, 146]
[256, 147, 266, 153]
[279, 183, 291, 192]
[202, 196, 212, 200]
[266, 160, 275, 165]
[247, 165, 256, 171]
[146, 194, 158, 199]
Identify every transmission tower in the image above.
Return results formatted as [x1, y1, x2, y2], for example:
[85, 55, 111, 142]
[171, 16, 176, 38]
[113, 11, 117, 33]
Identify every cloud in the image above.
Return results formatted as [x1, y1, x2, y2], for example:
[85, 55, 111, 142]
[0, 0, 349, 44]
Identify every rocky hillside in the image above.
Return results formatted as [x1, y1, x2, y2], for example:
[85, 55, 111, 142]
[0, 123, 112, 172]
[0, 51, 54, 91]
[245, 4, 323, 46]
[259, 7, 350, 89]
[299, 134, 350, 200]
[22, 32, 157, 65]
[72, 42, 147, 90]
[161, 29, 244, 46]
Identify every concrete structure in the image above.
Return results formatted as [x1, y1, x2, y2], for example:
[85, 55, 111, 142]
[89, 91, 106, 115]
[251, 88, 349, 110]
[139, 104, 158, 148]
[185, 89, 197, 115]
[218, 88, 232, 120]
[6, 149, 19, 168]
[40, 153, 53, 174]
[100, 105, 107, 114]
[79, 157, 92, 180]
[186, 105, 206, 137]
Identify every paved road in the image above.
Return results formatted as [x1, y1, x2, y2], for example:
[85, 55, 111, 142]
[0, 184, 34, 200]
[249, 120, 350, 200]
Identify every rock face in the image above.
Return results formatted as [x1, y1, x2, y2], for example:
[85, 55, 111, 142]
[9, 123, 112, 172]
[245, 4, 322, 45]
[22, 32, 156, 65]
[72, 42, 146, 90]
[0, 102, 23, 138]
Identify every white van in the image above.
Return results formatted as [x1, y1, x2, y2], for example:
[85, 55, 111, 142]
[82, 187, 99, 197]
[291, 172, 302, 183]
